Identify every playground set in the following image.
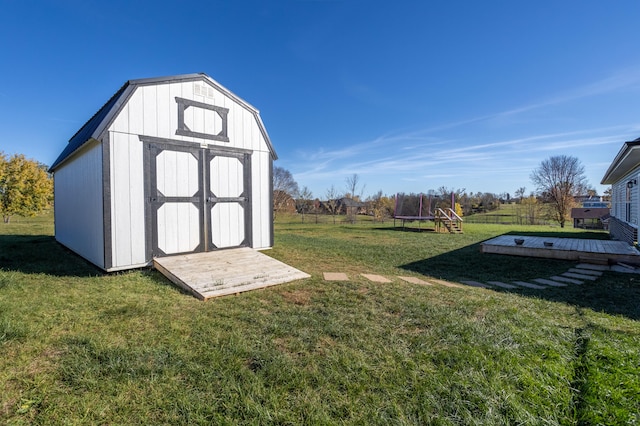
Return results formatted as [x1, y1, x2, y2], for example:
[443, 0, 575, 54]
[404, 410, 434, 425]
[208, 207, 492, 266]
[393, 193, 463, 233]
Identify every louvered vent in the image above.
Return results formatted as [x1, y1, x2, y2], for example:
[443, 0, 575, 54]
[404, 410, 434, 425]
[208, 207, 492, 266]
[194, 83, 215, 99]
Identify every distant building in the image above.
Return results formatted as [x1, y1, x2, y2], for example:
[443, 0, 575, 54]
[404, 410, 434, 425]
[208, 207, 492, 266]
[570, 208, 610, 229]
[581, 200, 610, 208]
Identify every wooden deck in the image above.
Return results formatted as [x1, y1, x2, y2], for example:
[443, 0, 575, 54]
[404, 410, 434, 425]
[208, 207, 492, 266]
[481, 235, 640, 264]
[154, 247, 310, 300]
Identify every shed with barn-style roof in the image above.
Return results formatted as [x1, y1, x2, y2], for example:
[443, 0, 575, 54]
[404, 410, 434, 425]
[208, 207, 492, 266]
[50, 73, 277, 272]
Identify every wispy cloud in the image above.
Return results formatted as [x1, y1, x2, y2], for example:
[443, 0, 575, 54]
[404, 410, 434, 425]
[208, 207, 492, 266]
[293, 67, 640, 196]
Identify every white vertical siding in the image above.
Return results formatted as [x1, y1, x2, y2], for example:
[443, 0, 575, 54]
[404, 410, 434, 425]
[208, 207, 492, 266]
[251, 150, 271, 249]
[54, 141, 104, 268]
[103, 77, 274, 269]
[611, 167, 640, 225]
[142, 85, 158, 137]
[156, 84, 171, 138]
[110, 132, 146, 268]
[110, 82, 273, 153]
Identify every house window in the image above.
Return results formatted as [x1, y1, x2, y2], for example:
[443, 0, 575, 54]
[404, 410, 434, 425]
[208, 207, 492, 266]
[626, 178, 637, 223]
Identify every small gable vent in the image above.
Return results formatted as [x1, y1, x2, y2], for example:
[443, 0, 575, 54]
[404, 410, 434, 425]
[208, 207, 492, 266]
[194, 83, 215, 99]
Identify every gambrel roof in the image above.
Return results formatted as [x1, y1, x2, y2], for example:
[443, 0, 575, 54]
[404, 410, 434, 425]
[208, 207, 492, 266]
[601, 137, 640, 184]
[50, 73, 277, 171]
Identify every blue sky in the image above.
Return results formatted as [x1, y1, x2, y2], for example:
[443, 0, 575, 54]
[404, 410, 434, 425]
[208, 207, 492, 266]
[1, 0, 640, 199]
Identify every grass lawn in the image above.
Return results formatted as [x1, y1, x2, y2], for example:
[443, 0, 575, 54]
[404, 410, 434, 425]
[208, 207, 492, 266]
[1, 213, 639, 424]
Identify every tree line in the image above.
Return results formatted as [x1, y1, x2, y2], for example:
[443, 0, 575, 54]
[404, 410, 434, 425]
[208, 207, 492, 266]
[0, 151, 597, 230]
[274, 155, 597, 228]
[0, 152, 52, 223]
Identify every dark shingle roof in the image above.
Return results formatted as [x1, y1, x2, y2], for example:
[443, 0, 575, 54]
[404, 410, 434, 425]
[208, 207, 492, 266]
[49, 82, 128, 171]
[570, 208, 610, 219]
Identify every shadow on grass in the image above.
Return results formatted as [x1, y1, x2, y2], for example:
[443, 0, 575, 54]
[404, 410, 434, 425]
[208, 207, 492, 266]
[0, 234, 102, 277]
[502, 230, 612, 240]
[400, 238, 640, 321]
[375, 226, 437, 233]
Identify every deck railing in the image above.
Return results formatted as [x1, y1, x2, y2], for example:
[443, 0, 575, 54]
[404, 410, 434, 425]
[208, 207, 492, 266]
[435, 208, 463, 233]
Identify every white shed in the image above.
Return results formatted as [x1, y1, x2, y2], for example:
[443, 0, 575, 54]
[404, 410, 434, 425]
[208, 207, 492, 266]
[50, 73, 276, 272]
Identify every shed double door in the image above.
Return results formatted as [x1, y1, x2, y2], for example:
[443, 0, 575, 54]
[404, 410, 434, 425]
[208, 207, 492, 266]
[146, 141, 252, 258]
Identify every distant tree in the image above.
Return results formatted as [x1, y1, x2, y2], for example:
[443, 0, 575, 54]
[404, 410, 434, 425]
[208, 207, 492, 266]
[521, 195, 540, 225]
[530, 155, 588, 228]
[515, 187, 526, 202]
[325, 185, 342, 225]
[602, 187, 612, 202]
[311, 198, 322, 223]
[273, 166, 299, 220]
[295, 186, 313, 223]
[344, 174, 365, 200]
[367, 190, 392, 223]
[344, 174, 365, 224]
[0, 153, 53, 223]
[454, 202, 463, 217]
[435, 186, 465, 210]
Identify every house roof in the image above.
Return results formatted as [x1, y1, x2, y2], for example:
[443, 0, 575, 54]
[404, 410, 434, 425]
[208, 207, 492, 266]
[601, 137, 640, 185]
[338, 197, 365, 207]
[570, 208, 610, 219]
[50, 73, 277, 171]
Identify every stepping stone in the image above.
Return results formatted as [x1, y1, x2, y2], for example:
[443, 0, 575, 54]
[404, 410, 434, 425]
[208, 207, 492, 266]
[576, 263, 609, 271]
[323, 272, 349, 281]
[611, 265, 640, 274]
[513, 281, 547, 289]
[533, 278, 567, 287]
[568, 268, 602, 276]
[550, 275, 583, 285]
[398, 276, 433, 285]
[562, 272, 598, 281]
[361, 274, 392, 283]
[460, 280, 492, 288]
[428, 278, 464, 288]
[487, 281, 517, 289]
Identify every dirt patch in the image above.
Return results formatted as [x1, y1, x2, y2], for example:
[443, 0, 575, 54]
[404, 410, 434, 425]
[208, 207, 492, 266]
[280, 289, 313, 306]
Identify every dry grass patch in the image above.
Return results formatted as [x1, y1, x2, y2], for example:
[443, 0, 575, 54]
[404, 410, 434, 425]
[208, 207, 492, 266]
[279, 288, 313, 306]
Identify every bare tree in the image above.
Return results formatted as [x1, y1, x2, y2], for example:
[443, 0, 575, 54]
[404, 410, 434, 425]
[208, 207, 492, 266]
[344, 174, 365, 224]
[530, 155, 588, 228]
[325, 185, 342, 225]
[344, 174, 365, 200]
[295, 186, 313, 223]
[273, 166, 299, 220]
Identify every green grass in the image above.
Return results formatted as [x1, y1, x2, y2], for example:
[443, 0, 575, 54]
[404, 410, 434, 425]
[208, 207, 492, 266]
[463, 202, 555, 225]
[1, 213, 638, 424]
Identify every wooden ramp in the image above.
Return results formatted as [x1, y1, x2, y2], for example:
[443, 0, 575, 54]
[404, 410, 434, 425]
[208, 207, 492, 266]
[481, 235, 640, 264]
[153, 247, 310, 300]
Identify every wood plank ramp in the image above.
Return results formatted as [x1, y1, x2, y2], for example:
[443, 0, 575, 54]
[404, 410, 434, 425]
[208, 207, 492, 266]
[154, 247, 310, 300]
[481, 235, 640, 264]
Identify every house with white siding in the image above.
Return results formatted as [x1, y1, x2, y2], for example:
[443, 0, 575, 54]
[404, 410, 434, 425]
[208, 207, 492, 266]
[50, 73, 276, 271]
[601, 137, 640, 244]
